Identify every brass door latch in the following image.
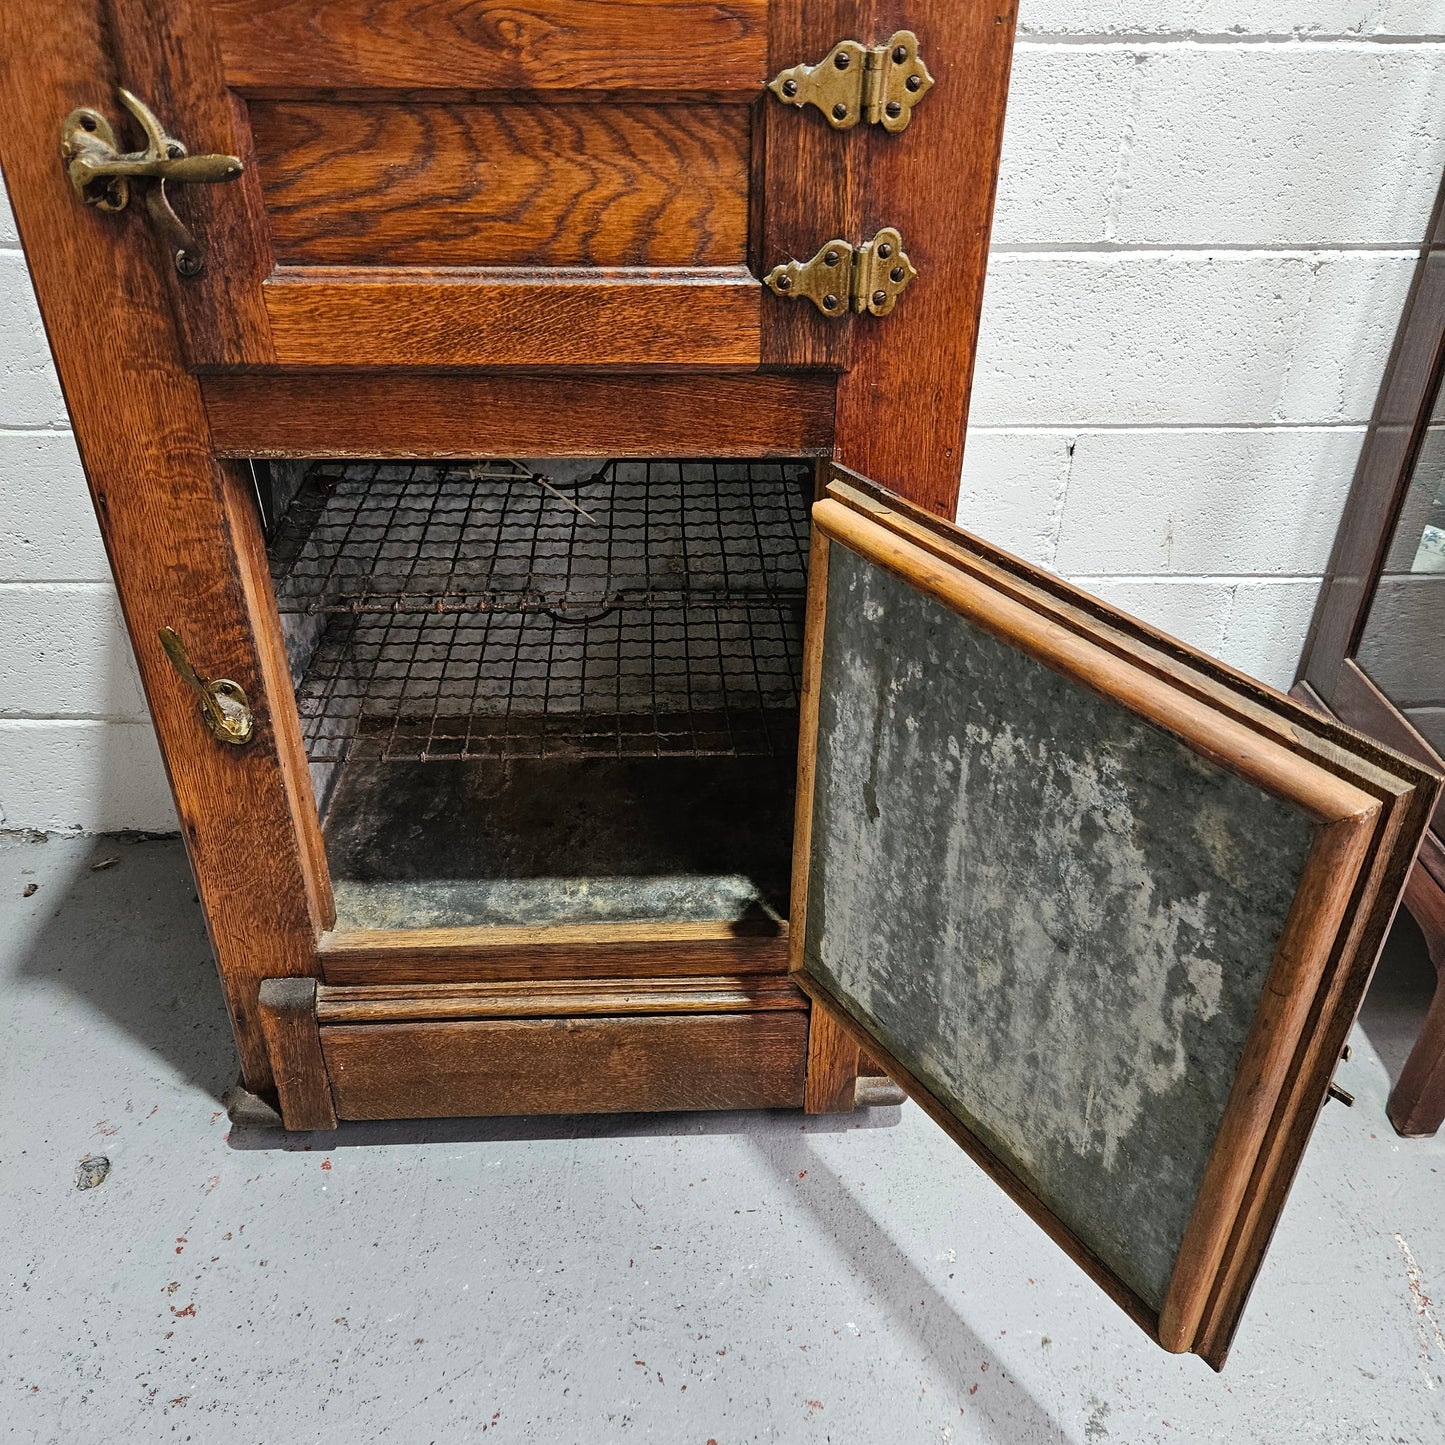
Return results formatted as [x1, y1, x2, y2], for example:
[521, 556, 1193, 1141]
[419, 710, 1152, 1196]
[769, 32, 934, 132]
[159, 627, 255, 746]
[59, 89, 243, 276]
[764, 228, 917, 318]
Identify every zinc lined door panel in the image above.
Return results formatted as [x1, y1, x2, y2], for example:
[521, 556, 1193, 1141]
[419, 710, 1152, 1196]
[793, 472, 1437, 1365]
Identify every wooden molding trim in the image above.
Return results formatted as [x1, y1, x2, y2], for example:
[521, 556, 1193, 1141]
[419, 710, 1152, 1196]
[258, 978, 338, 1131]
[319, 920, 790, 985]
[203, 371, 838, 461]
[315, 975, 808, 1024]
[322, 1012, 809, 1119]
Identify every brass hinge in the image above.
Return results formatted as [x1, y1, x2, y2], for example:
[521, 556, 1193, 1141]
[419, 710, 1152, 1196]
[764, 228, 917, 318]
[769, 32, 934, 132]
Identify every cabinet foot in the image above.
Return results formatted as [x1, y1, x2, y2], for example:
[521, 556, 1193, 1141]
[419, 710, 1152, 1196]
[855, 1075, 906, 1108]
[223, 1083, 283, 1130]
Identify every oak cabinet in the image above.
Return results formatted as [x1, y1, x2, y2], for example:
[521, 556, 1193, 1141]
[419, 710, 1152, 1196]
[2, 0, 1436, 1368]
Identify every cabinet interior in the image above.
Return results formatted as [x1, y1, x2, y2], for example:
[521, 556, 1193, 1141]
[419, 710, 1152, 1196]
[261, 457, 813, 934]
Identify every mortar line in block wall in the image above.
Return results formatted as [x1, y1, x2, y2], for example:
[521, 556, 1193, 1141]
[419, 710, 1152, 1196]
[1016, 35, 1445, 50]
[966, 422, 1372, 434]
[988, 246, 1421, 260]
[0, 710, 155, 725]
[0, 579, 130, 591]
[989, 243, 1429, 256]
[1067, 574, 1327, 585]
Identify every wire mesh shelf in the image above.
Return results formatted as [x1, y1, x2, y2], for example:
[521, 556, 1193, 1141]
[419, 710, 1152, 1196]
[296, 603, 804, 763]
[272, 459, 812, 766]
[271, 458, 813, 616]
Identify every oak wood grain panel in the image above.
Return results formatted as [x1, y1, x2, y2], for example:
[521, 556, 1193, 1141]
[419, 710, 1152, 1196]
[203, 372, 837, 459]
[211, 0, 770, 94]
[261, 269, 762, 367]
[106, 0, 277, 365]
[252, 100, 753, 268]
[804, 1003, 863, 1114]
[319, 921, 790, 985]
[759, 0, 862, 370]
[258, 978, 338, 1129]
[315, 975, 808, 1023]
[0, 0, 324, 1090]
[835, 0, 1019, 514]
[322, 1012, 809, 1117]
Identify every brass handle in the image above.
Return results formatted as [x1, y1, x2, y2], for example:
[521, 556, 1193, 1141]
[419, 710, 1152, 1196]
[59, 89, 243, 276]
[158, 627, 255, 746]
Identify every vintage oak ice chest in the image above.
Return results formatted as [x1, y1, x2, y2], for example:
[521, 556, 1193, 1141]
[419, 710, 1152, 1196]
[2, 0, 1437, 1368]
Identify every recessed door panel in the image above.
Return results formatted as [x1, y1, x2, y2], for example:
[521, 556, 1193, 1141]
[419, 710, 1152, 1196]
[97, 0, 783, 370]
[250, 100, 754, 270]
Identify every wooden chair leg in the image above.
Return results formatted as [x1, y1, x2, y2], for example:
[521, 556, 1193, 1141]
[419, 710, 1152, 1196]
[1387, 872, 1445, 1138]
[1388, 974, 1445, 1137]
[258, 978, 338, 1131]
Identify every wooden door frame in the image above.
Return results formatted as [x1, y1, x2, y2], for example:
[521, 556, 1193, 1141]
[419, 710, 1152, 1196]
[1297, 165, 1445, 1138]
[0, 1, 332, 1092]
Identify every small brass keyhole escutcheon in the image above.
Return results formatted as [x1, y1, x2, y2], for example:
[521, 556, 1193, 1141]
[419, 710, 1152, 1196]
[159, 627, 255, 746]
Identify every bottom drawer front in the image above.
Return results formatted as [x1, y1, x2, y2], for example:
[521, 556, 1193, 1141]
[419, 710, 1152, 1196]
[321, 1012, 808, 1119]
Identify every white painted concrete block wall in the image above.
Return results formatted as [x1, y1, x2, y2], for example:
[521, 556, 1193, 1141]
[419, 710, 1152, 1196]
[3, 4, 1445, 831]
[963, 2, 1445, 691]
[0, 178, 174, 833]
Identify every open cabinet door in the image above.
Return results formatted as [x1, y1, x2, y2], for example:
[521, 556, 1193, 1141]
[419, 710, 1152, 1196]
[794, 468, 1440, 1369]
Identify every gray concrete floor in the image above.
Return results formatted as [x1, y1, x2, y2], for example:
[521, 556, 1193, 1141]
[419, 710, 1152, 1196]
[2, 830, 1443, 1444]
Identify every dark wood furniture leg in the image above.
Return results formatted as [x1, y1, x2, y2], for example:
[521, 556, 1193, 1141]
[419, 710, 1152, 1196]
[258, 978, 338, 1131]
[1388, 866, 1445, 1136]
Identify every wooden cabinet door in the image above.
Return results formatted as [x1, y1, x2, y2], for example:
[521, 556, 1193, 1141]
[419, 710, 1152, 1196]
[795, 469, 1439, 1368]
[80, 3, 998, 388]
[64, 0, 1014, 512]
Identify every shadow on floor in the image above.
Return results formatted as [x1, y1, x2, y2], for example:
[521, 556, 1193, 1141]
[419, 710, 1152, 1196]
[11, 831, 239, 1102]
[745, 1129, 1074, 1443]
[227, 1102, 903, 1152]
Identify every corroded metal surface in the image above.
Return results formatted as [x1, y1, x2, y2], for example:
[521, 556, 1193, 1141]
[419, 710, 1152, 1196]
[804, 546, 1316, 1309]
[325, 756, 796, 931]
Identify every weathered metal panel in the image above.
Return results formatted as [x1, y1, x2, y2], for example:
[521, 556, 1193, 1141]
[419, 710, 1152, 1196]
[804, 545, 1317, 1310]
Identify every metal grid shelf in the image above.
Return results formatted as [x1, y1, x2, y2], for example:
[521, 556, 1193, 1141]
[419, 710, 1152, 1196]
[296, 603, 804, 763]
[271, 457, 814, 765]
[271, 458, 814, 617]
